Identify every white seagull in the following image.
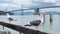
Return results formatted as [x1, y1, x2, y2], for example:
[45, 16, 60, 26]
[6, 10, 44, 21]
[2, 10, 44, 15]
[24, 11, 46, 30]
[6, 13, 17, 22]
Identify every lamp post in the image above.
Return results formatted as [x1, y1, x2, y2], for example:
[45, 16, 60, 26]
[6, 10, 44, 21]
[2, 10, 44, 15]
[21, 4, 24, 15]
[2, 8, 7, 30]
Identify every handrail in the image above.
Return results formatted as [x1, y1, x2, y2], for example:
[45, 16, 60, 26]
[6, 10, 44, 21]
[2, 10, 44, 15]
[0, 22, 49, 34]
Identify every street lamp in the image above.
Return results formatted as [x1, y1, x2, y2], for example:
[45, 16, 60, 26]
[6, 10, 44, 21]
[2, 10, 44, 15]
[21, 4, 24, 15]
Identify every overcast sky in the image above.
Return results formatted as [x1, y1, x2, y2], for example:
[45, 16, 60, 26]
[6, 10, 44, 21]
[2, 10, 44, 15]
[0, 0, 60, 11]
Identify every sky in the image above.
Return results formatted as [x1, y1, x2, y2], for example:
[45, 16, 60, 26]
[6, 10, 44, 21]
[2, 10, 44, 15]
[0, 0, 60, 11]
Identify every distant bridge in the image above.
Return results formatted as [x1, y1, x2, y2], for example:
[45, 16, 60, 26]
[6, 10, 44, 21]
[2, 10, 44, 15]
[0, 5, 60, 15]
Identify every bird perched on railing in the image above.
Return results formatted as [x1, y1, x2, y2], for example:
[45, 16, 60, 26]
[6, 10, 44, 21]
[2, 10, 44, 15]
[6, 13, 17, 22]
[24, 11, 47, 30]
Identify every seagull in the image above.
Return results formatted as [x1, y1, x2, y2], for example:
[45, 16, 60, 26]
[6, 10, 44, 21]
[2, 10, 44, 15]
[6, 13, 17, 22]
[25, 20, 41, 26]
[24, 12, 46, 30]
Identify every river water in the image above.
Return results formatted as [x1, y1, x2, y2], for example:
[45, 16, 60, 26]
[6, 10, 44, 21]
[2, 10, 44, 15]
[0, 15, 60, 34]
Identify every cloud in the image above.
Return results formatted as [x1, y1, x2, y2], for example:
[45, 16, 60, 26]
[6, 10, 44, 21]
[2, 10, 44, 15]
[0, 0, 12, 3]
[0, 0, 60, 12]
[0, 3, 20, 11]
[12, 0, 57, 8]
[12, 0, 47, 8]
[12, 0, 32, 5]
[44, 0, 56, 2]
